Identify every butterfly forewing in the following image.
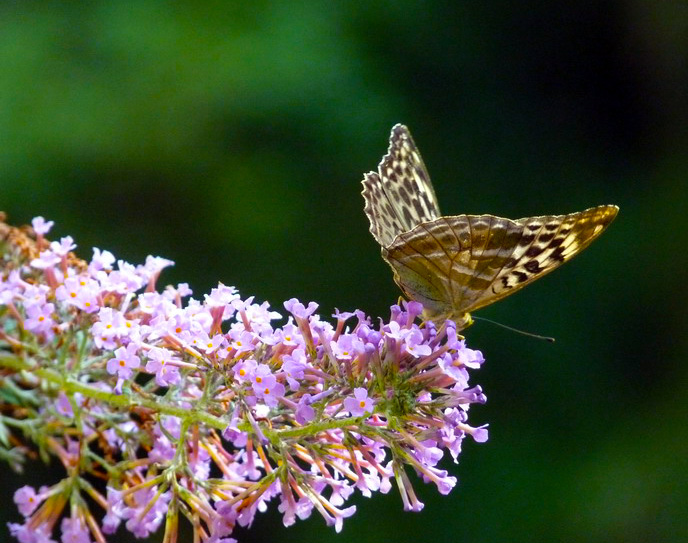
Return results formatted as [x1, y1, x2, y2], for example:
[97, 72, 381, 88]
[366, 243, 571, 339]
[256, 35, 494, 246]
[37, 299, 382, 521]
[362, 124, 440, 247]
[361, 124, 618, 327]
[483, 206, 619, 307]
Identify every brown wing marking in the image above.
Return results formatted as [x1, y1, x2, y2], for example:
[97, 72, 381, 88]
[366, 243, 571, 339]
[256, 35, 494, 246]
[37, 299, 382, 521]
[463, 205, 619, 313]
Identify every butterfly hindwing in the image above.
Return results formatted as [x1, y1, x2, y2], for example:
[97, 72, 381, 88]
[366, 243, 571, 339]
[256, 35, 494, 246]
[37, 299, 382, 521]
[384, 215, 525, 321]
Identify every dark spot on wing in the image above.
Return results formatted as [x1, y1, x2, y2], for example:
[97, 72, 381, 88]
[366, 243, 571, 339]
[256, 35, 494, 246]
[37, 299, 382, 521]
[412, 198, 425, 217]
[520, 234, 536, 246]
[402, 207, 414, 225]
[398, 184, 411, 205]
[548, 246, 565, 262]
[525, 245, 545, 258]
[524, 260, 543, 273]
[515, 271, 529, 282]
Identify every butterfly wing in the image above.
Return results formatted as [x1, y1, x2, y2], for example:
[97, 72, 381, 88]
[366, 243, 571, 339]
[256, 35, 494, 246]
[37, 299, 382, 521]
[362, 124, 619, 327]
[385, 205, 618, 324]
[469, 205, 619, 312]
[362, 124, 441, 247]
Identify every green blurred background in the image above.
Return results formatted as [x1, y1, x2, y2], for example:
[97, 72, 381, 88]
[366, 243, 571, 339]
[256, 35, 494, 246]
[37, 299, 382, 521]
[1, 2, 686, 542]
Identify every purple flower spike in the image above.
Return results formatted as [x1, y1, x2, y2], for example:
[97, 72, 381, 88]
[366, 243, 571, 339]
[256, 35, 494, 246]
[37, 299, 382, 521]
[0, 216, 488, 543]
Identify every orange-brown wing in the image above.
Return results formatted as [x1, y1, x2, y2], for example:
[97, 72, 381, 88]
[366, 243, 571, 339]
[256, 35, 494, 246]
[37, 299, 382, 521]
[384, 205, 618, 323]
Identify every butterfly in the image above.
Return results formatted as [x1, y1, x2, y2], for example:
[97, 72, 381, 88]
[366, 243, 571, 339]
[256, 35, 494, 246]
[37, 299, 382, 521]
[361, 124, 618, 330]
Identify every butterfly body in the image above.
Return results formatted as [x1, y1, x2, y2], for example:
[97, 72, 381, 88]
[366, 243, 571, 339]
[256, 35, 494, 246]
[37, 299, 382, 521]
[362, 124, 618, 329]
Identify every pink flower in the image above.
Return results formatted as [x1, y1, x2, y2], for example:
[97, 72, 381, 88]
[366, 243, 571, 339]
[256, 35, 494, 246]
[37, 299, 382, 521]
[106, 344, 141, 379]
[30, 249, 61, 269]
[23, 302, 55, 337]
[331, 334, 364, 360]
[89, 247, 115, 272]
[49, 236, 76, 257]
[60, 516, 92, 543]
[31, 216, 54, 235]
[404, 328, 432, 357]
[283, 298, 318, 319]
[13, 486, 41, 516]
[145, 347, 181, 386]
[344, 388, 375, 416]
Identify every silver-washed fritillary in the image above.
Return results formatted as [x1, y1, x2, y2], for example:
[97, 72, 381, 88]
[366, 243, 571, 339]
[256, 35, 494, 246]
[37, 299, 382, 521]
[361, 124, 618, 329]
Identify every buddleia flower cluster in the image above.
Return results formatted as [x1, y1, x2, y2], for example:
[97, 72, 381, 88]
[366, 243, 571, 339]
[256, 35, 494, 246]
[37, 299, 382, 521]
[0, 216, 488, 543]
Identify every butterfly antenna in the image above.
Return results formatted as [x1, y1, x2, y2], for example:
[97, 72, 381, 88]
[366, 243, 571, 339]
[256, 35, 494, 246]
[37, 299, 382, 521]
[472, 316, 556, 343]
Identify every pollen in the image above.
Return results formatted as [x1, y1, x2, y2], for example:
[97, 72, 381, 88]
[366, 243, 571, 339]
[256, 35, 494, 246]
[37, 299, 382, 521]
[359, 401, 366, 408]
[70, 292, 77, 298]
[118, 360, 126, 367]
[255, 376, 262, 384]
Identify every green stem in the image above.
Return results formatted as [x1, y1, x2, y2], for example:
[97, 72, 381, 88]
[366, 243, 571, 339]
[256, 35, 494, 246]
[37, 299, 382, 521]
[0, 354, 228, 431]
[2, 353, 380, 442]
[264, 416, 369, 440]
